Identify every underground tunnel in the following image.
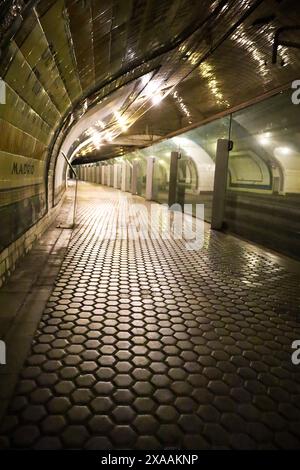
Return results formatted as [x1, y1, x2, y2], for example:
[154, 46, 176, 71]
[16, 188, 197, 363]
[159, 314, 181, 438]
[0, 0, 300, 455]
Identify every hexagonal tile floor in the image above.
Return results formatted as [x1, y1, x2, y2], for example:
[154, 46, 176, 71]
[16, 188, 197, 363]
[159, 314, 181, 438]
[1, 182, 300, 449]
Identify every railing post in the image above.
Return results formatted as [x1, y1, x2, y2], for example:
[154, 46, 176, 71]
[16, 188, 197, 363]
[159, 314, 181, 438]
[61, 152, 78, 228]
[211, 139, 233, 230]
[145, 157, 155, 200]
[121, 161, 127, 191]
[168, 151, 180, 207]
[131, 161, 138, 194]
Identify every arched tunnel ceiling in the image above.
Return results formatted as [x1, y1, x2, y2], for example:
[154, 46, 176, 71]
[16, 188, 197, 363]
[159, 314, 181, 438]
[1, 0, 300, 177]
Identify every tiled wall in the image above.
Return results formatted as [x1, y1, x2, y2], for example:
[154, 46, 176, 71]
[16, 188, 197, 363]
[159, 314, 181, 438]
[0, 197, 64, 288]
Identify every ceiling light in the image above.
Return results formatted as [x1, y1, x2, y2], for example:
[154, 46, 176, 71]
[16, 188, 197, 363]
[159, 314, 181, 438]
[105, 131, 114, 142]
[114, 111, 128, 132]
[276, 146, 292, 155]
[95, 120, 105, 129]
[152, 92, 164, 106]
[258, 132, 272, 145]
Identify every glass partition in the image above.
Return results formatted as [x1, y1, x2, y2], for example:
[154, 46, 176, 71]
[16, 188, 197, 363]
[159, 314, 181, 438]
[93, 115, 230, 221]
[77, 88, 300, 258]
[225, 89, 300, 258]
[129, 152, 147, 197]
[172, 116, 231, 221]
[229, 89, 300, 195]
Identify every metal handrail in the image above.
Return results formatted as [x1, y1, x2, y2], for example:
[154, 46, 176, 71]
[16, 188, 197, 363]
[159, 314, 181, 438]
[61, 152, 78, 228]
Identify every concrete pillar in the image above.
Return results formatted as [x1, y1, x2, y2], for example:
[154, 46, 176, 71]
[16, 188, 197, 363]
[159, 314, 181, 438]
[110, 165, 114, 187]
[96, 165, 101, 184]
[168, 151, 180, 206]
[131, 161, 138, 194]
[145, 157, 155, 200]
[121, 161, 132, 192]
[121, 162, 127, 191]
[114, 165, 119, 189]
[118, 164, 122, 188]
[127, 165, 132, 192]
[102, 166, 105, 185]
[107, 166, 111, 186]
[211, 138, 233, 230]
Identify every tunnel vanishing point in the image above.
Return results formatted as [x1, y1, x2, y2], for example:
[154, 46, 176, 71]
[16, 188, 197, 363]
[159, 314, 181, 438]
[0, 0, 300, 452]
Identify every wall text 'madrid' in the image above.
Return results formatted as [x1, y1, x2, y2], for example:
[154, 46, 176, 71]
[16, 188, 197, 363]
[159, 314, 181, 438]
[11, 162, 35, 175]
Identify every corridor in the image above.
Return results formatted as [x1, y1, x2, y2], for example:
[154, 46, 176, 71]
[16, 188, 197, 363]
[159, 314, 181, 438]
[0, 182, 300, 450]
